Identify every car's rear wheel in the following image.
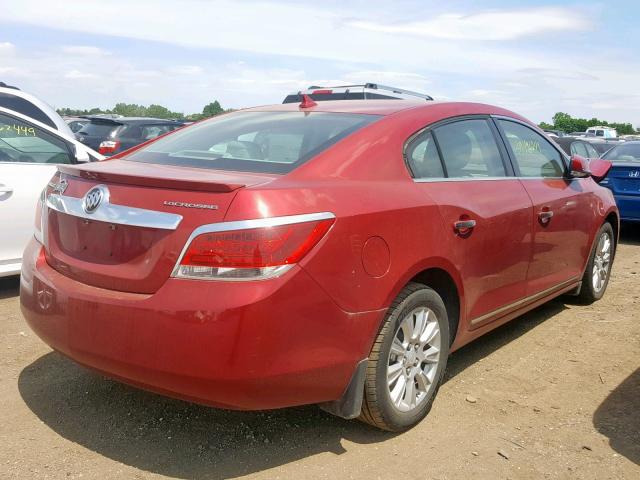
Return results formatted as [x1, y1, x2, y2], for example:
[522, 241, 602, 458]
[578, 222, 615, 304]
[359, 283, 449, 431]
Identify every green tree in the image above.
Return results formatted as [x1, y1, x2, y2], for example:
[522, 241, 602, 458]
[541, 112, 638, 135]
[202, 100, 224, 118]
[146, 104, 179, 119]
[58, 101, 235, 121]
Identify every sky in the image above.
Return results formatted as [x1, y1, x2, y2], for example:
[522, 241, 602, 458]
[0, 0, 639, 126]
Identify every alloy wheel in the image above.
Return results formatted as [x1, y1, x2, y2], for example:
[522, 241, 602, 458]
[592, 232, 612, 293]
[387, 307, 441, 412]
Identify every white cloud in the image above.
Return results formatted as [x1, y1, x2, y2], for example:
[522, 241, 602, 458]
[166, 65, 204, 75]
[64, 69, 98, 79]
[347, 7, 590, 41]
[0, 42, 16, 56]
[0, 0, 558, 76]
[61, 45, 110, 56]
[1, 1, 639, 126]
[0, 66, 27, 76]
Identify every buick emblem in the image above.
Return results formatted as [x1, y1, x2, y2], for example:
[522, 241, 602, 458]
[629, 171, 640, 178]
[82, 185, 109, 213]
[36, 285, 53, 311]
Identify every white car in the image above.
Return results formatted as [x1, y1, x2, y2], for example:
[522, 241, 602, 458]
[0, 107, 103, 277]
[0, 84, 74, 137]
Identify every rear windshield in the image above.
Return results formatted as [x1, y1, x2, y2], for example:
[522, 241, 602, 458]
[125, 111, 380, 173]
[77, 121, 121, 137]
[603, 143, 640, 162]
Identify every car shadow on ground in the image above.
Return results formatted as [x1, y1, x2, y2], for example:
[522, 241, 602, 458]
[593, 368, 640, 465]
[0, 275, 19, 300]
[17, 299, 568, 479]
[445, 299, 567, 381]
[619, 222, 640, 246]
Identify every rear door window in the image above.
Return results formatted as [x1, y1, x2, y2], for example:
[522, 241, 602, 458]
[584, 142, 600, 158]
[570, 141, 589, 157]
[432, 119, 506, 178]
[0, 113, 73, 164]
[498, 120, 566, 178]
[78, 121, 121, 137]
[126, 111, 380, 173]
[405, 131, 445, 179]
[140, 124, 175, 140]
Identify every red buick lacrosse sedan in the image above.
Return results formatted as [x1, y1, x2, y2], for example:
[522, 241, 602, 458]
[21, 99, 618, 431]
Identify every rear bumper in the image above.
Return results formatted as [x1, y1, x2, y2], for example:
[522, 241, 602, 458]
[613, 194, 640, 221]
[20, 238, 383, 410]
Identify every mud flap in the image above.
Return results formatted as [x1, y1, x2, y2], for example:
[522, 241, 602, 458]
[319, 359, 368, 420]
[566, 281, 583, 296]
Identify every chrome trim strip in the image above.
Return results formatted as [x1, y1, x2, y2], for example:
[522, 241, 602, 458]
[470, 277, 580, 326]
[171, 211, 336, 278]
[46, 193, 183, 230]
[414, 177, 513, 183]
[413, 176, 568, 183]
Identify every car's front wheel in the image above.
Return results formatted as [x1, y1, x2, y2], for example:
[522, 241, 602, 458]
[359, 283, 450, 431]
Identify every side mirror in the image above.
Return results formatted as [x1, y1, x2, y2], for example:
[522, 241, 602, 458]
[587, 158, 613, 183]
[569, 155, 591, 178]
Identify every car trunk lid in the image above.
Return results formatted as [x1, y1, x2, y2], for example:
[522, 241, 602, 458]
[43, 160, 276, 293]
[607, 163, 640, 195]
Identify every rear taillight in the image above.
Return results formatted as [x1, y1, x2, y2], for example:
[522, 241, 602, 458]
[98, 140, 121, 155]
[172, 213, 335, 280]
[34, 188, 45, 244]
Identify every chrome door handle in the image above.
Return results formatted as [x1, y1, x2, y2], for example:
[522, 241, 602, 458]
[453, 219, 477, 232]
[538, 210, 554, 224]
[0, 186, 13, 193]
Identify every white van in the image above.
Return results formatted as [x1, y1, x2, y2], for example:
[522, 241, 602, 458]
[586, 126, 618, 139]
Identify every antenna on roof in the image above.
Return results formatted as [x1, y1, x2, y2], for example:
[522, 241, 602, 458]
[299, 94, 317, 109]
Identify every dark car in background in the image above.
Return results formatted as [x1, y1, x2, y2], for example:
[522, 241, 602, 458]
[64, 116, 90, 133]
[586, 139, 624, 156]
[600, 141, 640, 222]
[75, 117, 185, 156]
[553, 137, 601, 158]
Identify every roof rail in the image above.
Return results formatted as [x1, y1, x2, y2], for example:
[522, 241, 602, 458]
[307, 83, 433, 101]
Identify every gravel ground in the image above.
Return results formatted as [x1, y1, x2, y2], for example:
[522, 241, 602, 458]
[1, 224, 639, 480]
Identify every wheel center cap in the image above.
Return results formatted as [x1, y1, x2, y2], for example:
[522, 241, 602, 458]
[405, 349, 417, 365]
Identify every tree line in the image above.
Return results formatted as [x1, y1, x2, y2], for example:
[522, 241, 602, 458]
[56, 100, 228, 121]
[539, 112, 637, 135]
[56, 104, 638, 135]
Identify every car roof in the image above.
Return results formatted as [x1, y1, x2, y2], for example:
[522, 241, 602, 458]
[608, 140, 640, 146]
[553, 137, 582, 146]
[242, 100, 526, 119]
[88, 117, 181, 125]
[0, 86, 73, 136]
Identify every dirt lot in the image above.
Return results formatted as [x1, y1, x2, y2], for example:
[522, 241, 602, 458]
[1, 226, 638, 480]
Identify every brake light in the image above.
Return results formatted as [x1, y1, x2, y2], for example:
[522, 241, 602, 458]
[312, 89, 332, 95]
[299, 94, 317, 109]
[34, 188, 45, 244]
[173, 214, 334, 280]
[99, 140, 121, 155]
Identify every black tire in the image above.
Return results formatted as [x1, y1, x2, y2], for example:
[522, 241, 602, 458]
[577, 222, 615, 304]
[359, 282, 450, 431]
